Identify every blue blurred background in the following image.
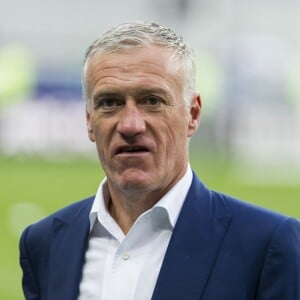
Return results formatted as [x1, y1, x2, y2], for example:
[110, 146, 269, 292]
[0, 0, 299, 298]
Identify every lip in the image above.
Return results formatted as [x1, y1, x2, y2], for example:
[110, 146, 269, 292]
[113, 144, 152, 156]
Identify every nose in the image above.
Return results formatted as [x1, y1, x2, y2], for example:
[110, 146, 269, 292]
[117, 100, 146, 137]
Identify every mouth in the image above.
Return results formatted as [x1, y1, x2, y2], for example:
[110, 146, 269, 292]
[115, 145, 150, 155]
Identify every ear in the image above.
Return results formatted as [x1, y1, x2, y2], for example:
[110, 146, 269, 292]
[187, 93, 202, 137]
[86, 108, 95, 142]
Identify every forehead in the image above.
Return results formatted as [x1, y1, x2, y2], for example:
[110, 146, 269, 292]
[85, 46, 182, 87]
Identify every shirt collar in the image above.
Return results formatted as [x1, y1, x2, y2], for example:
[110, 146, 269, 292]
[89, 164, 193, 231]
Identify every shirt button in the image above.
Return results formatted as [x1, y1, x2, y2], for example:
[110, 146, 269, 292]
[122, 253, 130, 260]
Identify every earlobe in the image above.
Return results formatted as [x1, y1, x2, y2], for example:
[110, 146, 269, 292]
[188, 93, 202, 137]
[86, 110, 96, 142]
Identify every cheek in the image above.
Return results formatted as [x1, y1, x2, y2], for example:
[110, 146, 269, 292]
[158, 118, 188, 153]
[93, 123, 111, 155]
[92, 114, 114, 140]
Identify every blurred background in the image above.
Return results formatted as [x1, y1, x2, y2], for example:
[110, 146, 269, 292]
[1, 0, 299, 298]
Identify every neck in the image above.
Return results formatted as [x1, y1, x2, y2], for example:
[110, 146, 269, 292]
[104, 164, 188, 234]
[107, 187, 162, 234]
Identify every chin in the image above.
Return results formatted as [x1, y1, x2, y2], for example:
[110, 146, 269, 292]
[118, 171, 156, 192]
[120, 175, 149, 189]
[120, 181, 149, 192]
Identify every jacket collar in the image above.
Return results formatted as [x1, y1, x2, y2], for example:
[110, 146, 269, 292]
[151, 173, 232, 300]
[47, 197, 93, 299]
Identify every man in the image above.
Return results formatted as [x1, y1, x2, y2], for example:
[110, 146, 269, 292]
[20, 22, 300, 300]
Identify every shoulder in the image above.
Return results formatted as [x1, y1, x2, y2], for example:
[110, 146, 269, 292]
[20, 196, 94, 245]
[193, 173, 300, 260]
[191, 172, 300, 240]
[212, 187, 300, 236]
[211, 189, 288, 224]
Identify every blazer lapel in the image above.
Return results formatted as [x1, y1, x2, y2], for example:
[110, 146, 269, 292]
[47, 198, 93, 300]
[152, 175, 232, 300]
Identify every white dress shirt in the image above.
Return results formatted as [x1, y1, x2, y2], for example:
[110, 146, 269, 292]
[78, 166, 193, 300]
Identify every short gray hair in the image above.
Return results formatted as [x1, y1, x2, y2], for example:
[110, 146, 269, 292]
[82, 21, 196, 111]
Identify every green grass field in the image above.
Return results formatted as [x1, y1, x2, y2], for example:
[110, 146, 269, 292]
[1, 151, 299, 299]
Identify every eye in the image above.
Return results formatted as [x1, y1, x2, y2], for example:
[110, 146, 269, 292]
[146, 96, 161, 106]
[94, 97, 123, 110]
[101, 98, 118, 107]
[142, 96, 164, 109]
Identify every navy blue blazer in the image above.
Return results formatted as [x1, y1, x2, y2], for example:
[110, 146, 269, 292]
[20, 173, 300, 299]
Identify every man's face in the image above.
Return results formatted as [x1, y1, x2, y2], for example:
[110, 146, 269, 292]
[86, 46, 201, 196]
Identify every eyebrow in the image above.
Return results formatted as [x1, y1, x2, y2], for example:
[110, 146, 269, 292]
[93, 91, 121, 100]
[136, 88, 171, 99]
[93, 87, 171, 101]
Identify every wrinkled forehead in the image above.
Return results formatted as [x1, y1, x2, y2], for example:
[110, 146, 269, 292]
[85, 46, 183, 85]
